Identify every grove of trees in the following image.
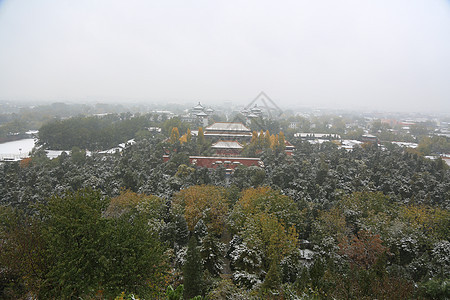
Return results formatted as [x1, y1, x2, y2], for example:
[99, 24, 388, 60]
[0, 125, 449, 299]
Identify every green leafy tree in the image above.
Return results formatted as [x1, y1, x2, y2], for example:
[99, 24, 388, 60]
[41, 189, 166, 299]
[166, 284, 184, 300]
[0, 207, 47, 298]
[71, 146, 86, 164]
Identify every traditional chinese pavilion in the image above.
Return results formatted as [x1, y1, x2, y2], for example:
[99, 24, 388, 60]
[204, 122, 252, 141]
[211, 140, 244, 156]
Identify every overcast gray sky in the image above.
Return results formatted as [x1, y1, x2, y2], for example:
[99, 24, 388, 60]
[0, 0, 449, 112]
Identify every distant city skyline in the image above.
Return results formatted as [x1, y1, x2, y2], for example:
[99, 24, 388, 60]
[0, 0, 449, 113]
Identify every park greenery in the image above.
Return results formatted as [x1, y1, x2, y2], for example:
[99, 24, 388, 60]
[2, 101, 450, 154]
[0, 111, 449, 299]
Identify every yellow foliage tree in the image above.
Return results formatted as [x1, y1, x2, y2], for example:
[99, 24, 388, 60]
[240, 211, 298, 265]
[258, 212, 298, 263]
[399, 204, 450, 240]
[186, 128, 192, 143]
[197, 127, 205, 145]
[278, 131, 285, 148]
[313, 207, 348, 242]
[169, 127, 180, 144]
[251, 131, 258, 145]
[106, 189, 165, 220]
[179, 133, 188, 144]
[264, 130, 271, 148]
[258, 130, 264, 147]
[231, 187, 302, 239]
[172, 185, 229, 235]
[270, 134, 278, 150]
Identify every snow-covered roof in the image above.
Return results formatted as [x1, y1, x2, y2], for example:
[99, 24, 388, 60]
[391, 141, 418, 148]
[341, 139, 363, 146]
[211, 141, 243, 149]
[45, 150, 70, 159]
[204, 132, 252, 137]
[424, 155, 438, 160]
[308, 139, 327, 144]
[205, 122, 250, 132]
[294, 133, 341, 139]
[193, 102, 204, 110]
[338, 139, 363, 151]
[299, 249, 315, 260]
[148, 127, 161, 132]
[25, 130, 39, 135]
[251, 105, 262, 112]
[118, 139, 135, 148]
[285, 140, 295, 149]
[98, 147, 122, 154]
[196, 111, 208, 117]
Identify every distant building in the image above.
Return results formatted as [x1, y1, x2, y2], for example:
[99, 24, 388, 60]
[163, 120, 296, 173]
[391, 141, 418, 148]
[241, 104, 263, 118]
[148, 127, 162, 133]
[205, 108, 214, 115]
[211, 140, 243, 156]
[180, 102, 212, 127]
[339, 139, 363, 151]
[204, 122, 252, 141]
[285, 140, 295, 155]
[361, 134, 378, 143]
[294, 133, 341, 140]
[241, 91, 283, 119]
[163, 155, 262, 174]
[150, 110, 175, 121]
[191, 102, 205, 115]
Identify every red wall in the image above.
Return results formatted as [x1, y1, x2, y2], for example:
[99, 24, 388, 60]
[163, 155, 261, 169]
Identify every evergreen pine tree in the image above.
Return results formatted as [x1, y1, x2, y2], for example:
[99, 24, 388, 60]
[175, 214, 189, 247]
[261, 261, 281, 292]
[200, 233, 225, 276]
[183, 236, 203, 299]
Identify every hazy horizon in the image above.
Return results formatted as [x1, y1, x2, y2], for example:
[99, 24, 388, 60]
[1, 0, 449, 113]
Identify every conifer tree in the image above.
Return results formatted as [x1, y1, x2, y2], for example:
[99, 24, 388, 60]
[183, 236, 203, 299]
[261, 261, 281, 292]
[200, 233, 225, 276]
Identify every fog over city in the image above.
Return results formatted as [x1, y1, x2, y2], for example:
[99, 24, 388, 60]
[0, 0, 449, 113]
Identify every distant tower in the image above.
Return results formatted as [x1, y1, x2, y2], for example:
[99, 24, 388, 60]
[191, 102, 204, 115]
[243, 92, 283, 118]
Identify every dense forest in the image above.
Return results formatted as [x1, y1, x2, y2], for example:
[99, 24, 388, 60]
[1, 129, 449, 299]
[37, 114, 158, 150]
